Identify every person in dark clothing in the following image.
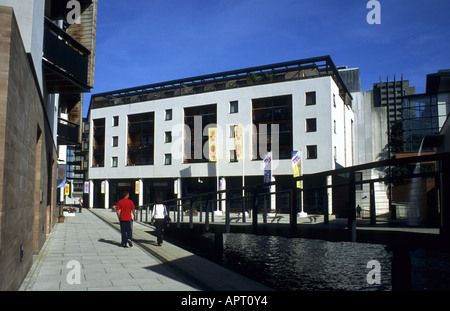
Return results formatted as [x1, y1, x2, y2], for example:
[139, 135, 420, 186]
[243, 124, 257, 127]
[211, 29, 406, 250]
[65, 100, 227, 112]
[356, 204, 362, 218]
[151, 197, 168, 246]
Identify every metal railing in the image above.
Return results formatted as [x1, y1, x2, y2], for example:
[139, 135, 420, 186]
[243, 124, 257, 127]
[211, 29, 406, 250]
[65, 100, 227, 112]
[130, 152, 450, 238]
[135, 187, 293, 233]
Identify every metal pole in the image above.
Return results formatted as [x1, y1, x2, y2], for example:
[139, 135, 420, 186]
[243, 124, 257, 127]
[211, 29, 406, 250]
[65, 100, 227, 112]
[348, 171, 356, 242]
[323, 184, 329, 225]
[252, 189, 259, 233]
[189, 199, 194, 230]
[290, 182, 298, 230]
[177, 199, 181, 228]
[225, 192, 231, 233]
[370, 182, 376, 225]
[205, 200, 210, 231]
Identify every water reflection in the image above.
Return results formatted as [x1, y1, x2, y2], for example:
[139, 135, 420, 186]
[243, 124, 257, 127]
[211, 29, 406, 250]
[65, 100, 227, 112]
[222, 233, 392, 291]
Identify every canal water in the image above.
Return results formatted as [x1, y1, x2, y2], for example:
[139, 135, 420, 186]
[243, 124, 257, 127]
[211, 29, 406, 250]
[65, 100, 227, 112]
[220, 233, 392, 291]
[205, 233, 450, 291]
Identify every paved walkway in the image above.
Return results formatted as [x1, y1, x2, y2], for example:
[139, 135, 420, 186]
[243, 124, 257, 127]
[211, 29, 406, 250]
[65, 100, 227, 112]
[19, 208, 272, 291]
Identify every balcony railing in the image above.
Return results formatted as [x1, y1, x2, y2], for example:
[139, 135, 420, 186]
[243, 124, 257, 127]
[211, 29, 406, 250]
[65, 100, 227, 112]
[58, 118, 79, 145]
[43, 18, 90, 92]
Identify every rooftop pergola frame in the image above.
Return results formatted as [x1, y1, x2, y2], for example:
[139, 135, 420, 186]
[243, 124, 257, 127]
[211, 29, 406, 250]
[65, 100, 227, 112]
[89, 55, 352, 111]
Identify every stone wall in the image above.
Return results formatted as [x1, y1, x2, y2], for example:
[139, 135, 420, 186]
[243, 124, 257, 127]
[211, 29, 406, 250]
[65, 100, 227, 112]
[0, 6, 57, 291]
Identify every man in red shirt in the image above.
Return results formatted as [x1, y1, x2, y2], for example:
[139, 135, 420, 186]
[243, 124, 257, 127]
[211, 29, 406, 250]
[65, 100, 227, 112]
[116, 191, 136, 247]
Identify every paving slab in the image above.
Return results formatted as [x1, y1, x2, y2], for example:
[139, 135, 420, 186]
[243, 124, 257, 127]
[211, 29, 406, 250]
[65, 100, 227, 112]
[19, 208, 272, 292]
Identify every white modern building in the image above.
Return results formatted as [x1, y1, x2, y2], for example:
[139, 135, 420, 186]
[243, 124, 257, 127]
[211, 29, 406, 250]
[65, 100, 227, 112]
[87, 56, 354, 215]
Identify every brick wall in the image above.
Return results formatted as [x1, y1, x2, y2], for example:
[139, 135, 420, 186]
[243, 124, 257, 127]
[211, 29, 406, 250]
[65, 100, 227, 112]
[0, 6, 57, 291]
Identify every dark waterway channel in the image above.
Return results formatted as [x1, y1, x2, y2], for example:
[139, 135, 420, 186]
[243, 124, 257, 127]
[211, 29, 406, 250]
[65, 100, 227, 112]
[221, 233, 392, 291]
[167, 230, 450, 291]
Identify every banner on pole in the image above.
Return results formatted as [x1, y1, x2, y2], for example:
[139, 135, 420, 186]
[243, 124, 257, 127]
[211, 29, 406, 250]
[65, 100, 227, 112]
[234, 125, 243, 161]
[291, 150, 302, 188]
[135, 180, 140, 194]
[208, 127, 218, 162]
[263, 152, 271, 188]
[57, 165, 66, 188]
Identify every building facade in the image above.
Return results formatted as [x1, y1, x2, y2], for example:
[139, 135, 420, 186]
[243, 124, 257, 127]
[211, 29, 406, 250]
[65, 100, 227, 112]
[402, 70, 450, 153]
[373, 77, 416, 126]
[87, 56, 354, 215]
[340, 67, 390, 217]
[0, 0, 97, 290]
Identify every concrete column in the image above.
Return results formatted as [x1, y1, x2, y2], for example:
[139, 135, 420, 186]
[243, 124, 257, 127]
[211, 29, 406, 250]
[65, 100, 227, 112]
[104, 180, 109, 209]
[327, 175, 333, 216]
[270, 176, 276, 212]
[138, 179, 144, 207]
[217, 177, 225, 215]
[89, 180, 94, 209]
[60, 187, 65, 204]
[348, 171, 356, 242]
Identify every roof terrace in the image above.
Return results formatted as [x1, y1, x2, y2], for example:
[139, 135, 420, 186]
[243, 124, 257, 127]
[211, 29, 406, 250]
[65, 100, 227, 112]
[89, 55, 352, 112]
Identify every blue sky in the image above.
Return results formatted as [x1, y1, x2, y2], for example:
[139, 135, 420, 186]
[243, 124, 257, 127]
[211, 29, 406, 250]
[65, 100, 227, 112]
[84, 0, 450, 116]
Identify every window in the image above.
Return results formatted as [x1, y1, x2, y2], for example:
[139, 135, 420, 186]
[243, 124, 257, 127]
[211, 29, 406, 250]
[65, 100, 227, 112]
[306, 118, 317, 132]
[355, 172, 363, 191]
[113, 116, 119, 126]
[164, 154, 172, 165]
[230, 101, 239, 113]
[230, 125, 236, 138]
[334, 120, 337, 134]
[112, 136, 118, 147]
[165, 131, 172, 143]
[306, 145, 317, 159]
[92, 118, 105, 167]
[252, 95, 292, 159]
[112, 157, 118, 167]
[127, 112, 154, 166]
[165, 109, 172, 121]
[184, 104, 217, 163]
[333, 94, 336, 107]
[305, 91, 316, 106]
[230, 150, 237, 162]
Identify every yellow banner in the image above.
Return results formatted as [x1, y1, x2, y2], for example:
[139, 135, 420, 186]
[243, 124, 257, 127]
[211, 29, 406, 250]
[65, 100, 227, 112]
[208, 127, 217, 162]
[135, 180, 140, 194]
[292, 151, 302, 189]
[234, 125, 243, 161]
[64, 183, 70, 195]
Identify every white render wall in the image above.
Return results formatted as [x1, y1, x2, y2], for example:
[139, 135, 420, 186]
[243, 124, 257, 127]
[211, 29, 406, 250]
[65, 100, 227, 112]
[0, 0, 45, 91]
[88, 76, 354, 181]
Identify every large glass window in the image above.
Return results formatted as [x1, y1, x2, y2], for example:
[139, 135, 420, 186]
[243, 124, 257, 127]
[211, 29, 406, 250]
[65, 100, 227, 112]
[252, 95, 292, 160]
[92, 118, 105, 167]
[402, 95, 442, 153]
[184, 104, 217, 163]
[127, 112, 154, 165]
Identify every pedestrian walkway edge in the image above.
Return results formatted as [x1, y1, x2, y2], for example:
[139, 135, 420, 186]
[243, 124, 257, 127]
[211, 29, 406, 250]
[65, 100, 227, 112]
[89, 208, 273, 291]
